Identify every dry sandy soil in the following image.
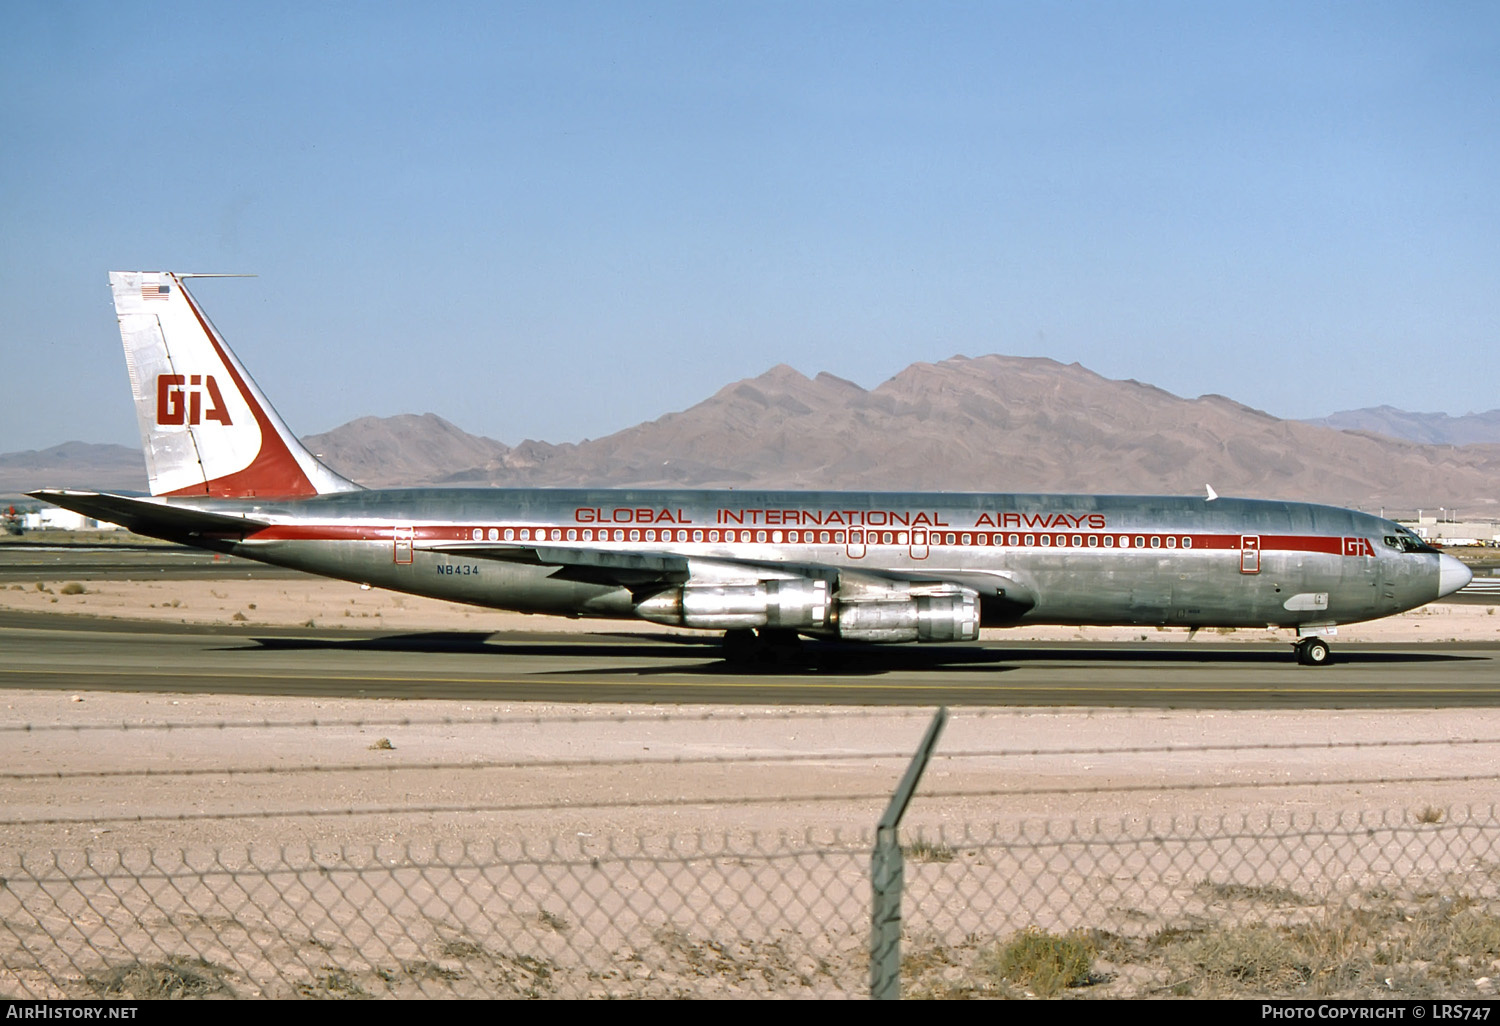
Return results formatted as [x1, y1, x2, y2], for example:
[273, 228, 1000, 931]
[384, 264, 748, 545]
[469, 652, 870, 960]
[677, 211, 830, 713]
[1, 575, 1498, 851]
[3, 570, 1498, 641]
[5, 578, 1500, 998]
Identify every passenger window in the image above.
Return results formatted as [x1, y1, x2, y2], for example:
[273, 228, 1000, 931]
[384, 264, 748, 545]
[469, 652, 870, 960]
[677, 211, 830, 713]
[1183, 537, 1193, 549]
[1088, 535, 1099, 547]
[1150, 536, 1161, 548]
[1071, 535, 1082, 547]
[504, 528, 515, 541]
[1104, 535, 1114, 547]
[1009, 534, 1020, 546]
[1025, 534, 1035, 546]
[1135, 536, 1146, 548]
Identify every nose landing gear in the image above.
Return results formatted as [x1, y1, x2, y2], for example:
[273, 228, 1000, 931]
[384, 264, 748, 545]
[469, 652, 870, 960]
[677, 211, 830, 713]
[1294, 636, 1332, 666]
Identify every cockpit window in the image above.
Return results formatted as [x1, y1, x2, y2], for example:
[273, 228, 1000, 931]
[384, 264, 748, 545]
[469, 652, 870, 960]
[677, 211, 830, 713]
[1387, 529, 1439, 555]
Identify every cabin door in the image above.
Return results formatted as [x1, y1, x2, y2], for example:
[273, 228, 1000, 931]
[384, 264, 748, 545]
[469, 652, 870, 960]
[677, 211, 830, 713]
[846, 529, 866, 559]
[393, 525, 414, 564]
[1239, 535, 1260, 574]
[909, 529, 929, 560]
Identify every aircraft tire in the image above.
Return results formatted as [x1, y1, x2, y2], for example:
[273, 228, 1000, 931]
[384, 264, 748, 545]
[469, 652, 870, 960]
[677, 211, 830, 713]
[1295, 637, 1332, 666]
[722, 628, 758, 664]
[721, 627, 805, 665]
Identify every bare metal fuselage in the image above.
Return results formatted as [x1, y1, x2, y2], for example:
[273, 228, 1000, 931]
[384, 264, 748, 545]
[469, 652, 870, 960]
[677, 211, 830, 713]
[163, 487, 1449, 633]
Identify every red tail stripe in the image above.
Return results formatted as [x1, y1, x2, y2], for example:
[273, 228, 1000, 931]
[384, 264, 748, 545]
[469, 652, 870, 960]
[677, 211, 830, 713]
[161, 279, 317, 499]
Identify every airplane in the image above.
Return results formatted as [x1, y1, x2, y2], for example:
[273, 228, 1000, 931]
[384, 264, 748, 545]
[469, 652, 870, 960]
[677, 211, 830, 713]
[32, 271, 1473, 666]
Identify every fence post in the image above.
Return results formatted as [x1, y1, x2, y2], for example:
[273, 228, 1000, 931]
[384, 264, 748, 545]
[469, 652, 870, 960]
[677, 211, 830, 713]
[870, 706, 948, 1000]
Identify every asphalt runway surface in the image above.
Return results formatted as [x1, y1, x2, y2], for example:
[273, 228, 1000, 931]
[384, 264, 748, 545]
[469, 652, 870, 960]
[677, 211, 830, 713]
[0, 543, 304, 580]
[3, 609, 1498, 708]
[4, 543, 1499, 707]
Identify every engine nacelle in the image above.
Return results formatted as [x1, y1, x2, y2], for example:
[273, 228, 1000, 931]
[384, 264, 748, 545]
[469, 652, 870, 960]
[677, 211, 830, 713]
[835, 592, 979, 643]
[635, 579, 830, 630]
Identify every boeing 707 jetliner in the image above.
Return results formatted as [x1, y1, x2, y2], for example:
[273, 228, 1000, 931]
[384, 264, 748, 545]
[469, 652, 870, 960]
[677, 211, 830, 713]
[33, 272, 1472, 665]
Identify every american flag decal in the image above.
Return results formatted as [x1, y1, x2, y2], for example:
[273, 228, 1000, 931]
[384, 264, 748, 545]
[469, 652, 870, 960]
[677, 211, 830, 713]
[141, 282, 171, 300]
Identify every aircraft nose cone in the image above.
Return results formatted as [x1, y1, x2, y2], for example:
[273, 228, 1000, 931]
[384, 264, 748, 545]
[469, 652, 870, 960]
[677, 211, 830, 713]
[1437, 553, 1473, 598]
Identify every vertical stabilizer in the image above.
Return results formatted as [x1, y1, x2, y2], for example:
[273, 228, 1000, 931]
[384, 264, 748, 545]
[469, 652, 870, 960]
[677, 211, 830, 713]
[111, 271, 361, 497]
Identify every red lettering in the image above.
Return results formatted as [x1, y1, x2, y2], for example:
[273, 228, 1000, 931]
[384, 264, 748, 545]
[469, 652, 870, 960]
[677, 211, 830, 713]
[204, 376, 232, 425]
[156, 374, 186, 425]
[154, 373, 232, 427]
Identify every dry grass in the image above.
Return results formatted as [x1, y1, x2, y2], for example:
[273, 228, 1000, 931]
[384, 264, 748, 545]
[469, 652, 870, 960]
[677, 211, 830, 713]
[905, 837, 958, 863]
[84, 956, 234, 999]
[901, 886, 1500, 999]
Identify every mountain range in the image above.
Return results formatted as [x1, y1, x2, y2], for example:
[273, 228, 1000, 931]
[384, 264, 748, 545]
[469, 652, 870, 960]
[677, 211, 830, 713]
[1303, 406, 1500, 447]
[6, 355, 1498, 512]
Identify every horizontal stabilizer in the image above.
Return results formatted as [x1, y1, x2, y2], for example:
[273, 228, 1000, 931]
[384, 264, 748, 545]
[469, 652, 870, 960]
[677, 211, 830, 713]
[29, 489, 270, 539]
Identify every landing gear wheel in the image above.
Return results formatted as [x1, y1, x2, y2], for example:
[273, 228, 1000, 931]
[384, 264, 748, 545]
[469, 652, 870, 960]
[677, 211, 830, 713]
[721, 628, 805, 665]
[722, 628, 757, 664]
[1295, 637, 1332, 666]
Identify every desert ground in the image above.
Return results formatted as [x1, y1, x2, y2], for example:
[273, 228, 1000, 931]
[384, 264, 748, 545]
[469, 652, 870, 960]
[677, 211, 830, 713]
[2, 567, 1497, 641]
[5, 563, 1500, 998]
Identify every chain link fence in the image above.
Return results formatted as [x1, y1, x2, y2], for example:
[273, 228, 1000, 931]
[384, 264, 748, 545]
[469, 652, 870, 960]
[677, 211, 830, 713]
[5, 806, 1500, 999]
[6, 707, 1500, 999]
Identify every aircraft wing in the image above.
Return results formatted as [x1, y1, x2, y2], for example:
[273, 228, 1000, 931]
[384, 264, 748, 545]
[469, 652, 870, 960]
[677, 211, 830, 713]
[28, 490, 271, 539]
[426, 541, 691, 588]
[426, 541, 1037, 612]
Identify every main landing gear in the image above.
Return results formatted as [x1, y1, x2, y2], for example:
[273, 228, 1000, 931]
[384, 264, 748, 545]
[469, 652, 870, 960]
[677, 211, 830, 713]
[1294, 636, 1332, 666]
[722, 628, 805, 665]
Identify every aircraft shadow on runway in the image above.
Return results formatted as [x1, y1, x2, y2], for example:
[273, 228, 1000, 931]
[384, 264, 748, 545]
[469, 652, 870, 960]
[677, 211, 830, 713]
[229, 631, 1484, 679]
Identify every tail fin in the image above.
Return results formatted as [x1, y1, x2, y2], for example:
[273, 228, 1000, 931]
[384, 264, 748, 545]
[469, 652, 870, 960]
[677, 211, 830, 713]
[110, 271, 360, 498]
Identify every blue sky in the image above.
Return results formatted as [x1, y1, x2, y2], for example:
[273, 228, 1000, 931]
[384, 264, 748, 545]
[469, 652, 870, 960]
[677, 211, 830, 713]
[3, 1, 1497, 453]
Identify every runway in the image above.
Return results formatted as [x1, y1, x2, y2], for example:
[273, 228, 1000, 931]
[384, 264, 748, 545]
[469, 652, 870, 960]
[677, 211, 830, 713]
[0, 543, 303, 580]
[3, 609, 1498, 707]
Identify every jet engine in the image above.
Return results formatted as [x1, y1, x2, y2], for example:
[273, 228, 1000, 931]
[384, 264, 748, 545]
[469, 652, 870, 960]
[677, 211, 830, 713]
[634, 579, 830, 630]
[634, 572, 980, 643]
[834, 592, 979, 643]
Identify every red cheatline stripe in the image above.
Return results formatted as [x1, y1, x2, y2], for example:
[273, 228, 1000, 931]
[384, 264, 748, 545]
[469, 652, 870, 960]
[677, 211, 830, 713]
[240, 522, 1359, 556]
